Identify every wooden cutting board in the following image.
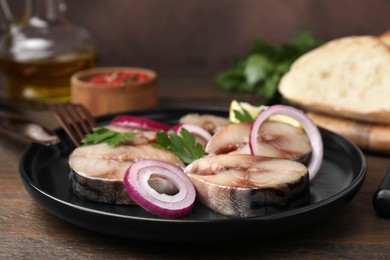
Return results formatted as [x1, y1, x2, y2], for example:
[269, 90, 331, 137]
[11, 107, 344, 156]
[307, 111, 390, 154]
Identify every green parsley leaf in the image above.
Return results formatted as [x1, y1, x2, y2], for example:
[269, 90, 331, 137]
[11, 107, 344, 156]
[244, 54, 271, 85]
[233, 108, 254, 122]
[81, 127, 136, 147]
[292, 30, 319, 50]
[155, 128, 205, 165]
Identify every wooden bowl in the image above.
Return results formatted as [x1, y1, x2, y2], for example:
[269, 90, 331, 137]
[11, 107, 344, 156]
[71, 67, 158, 116]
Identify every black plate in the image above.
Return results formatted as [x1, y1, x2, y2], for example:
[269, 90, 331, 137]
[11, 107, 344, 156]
[19, 108, 366, 242]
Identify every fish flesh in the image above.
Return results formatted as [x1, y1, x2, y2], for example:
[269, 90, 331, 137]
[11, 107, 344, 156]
[105, 124, 157, 145]
[179, 113, 229, 133]
[185, 154, 310, 218]
[69, 143, 184, 204]
[205, 121, 311, 161]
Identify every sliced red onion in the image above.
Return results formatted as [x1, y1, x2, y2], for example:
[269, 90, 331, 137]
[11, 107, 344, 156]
[172, 124, 212, 142]
[111, 115, 170, 131]
[124, 160, 196, 218]
[249, 105, 323, 181]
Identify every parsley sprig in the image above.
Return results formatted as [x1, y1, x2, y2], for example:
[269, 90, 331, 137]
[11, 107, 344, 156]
[233, 108, 254, 122]
[81, 127, 136, 147]
[215, 31, 323, 104]
[155, 128, 205, 165]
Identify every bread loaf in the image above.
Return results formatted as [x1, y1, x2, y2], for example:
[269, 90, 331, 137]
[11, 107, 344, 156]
[379, 31, 390, 47]
[278, 35, 390, 124]
[307, 111, 390, 154]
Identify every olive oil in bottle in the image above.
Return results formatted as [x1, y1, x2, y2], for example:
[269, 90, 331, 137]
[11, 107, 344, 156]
[0, 53, 96, 103]
[0, 0, 96, 103]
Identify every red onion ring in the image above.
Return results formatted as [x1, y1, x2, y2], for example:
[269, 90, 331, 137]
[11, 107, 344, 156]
[249, 105, 323, 180]
[124, 160, 196, 218]
[111, 115, 170, 131]
[172, 124, 212, 142]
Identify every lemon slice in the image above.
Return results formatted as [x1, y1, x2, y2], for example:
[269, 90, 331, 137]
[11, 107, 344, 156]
[229, 100, 301, 128]
[269, 114, 302, 128]
[229, 100, 266, 123]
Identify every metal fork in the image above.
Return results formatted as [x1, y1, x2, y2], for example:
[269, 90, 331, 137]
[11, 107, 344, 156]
[47, 103, 96, 147]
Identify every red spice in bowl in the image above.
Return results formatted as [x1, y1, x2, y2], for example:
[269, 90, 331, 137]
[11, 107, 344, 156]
[71, 67, 158, 116]
[88, 71, 149, 86]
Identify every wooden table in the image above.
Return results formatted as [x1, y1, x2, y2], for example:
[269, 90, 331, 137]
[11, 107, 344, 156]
[1, 70, 390, 259]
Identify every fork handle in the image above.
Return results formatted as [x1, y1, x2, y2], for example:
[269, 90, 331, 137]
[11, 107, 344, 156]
[373, 167, 390, 217]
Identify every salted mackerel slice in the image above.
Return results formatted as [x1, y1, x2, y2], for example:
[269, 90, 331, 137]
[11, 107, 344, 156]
[205, 121, 311, 162]
[185, 154, 310, 218]
[69, 143, 184, 204]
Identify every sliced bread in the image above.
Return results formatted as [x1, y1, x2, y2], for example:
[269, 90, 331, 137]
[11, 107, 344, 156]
[307, 111, 390, 154]
[278, 35, 390, 124]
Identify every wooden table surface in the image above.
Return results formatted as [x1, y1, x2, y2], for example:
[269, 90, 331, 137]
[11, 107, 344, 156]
[1, 70, 390, 259]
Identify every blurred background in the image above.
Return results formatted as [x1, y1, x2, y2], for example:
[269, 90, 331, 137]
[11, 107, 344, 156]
[6, 0, 390, 71]
[3, 0, 390, 107]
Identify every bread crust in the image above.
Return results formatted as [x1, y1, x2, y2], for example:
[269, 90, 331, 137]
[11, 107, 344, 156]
[279, 35, 390, 124]
[307, 111, 390, 154]
[287, 99, 390, 125]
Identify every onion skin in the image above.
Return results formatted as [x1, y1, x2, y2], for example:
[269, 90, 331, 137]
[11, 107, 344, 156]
[111, 115, 170, 131]
[249, 105, 323, 180]
[124, 160, 196, 218]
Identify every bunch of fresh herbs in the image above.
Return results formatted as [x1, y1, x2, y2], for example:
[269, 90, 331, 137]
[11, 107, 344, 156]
[214, 31, 323, 104]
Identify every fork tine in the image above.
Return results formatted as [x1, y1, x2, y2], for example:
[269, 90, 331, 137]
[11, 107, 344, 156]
[64, 104, 87, 143]
[48, 103, 96, 147]
[48, 104, 81, 146]
[74, 104, 96, 132]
